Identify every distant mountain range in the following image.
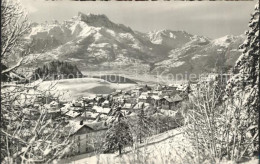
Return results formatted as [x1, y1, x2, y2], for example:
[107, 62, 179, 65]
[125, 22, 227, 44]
[25, 12, 245, 76]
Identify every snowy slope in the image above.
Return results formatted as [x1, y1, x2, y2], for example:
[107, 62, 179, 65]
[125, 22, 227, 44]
[55, 127, 191, 164]
[56, 125, 258, 164]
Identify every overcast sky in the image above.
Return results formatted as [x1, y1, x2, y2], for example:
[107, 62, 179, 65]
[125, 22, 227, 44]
[20, 0, 256, 39]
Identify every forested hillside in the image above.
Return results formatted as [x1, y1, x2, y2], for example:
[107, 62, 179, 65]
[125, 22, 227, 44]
[32, 60, 83, 80]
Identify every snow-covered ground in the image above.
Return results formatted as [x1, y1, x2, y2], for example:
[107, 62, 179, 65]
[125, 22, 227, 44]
[55, 125, 259, 164]
[56, 127, 190, 164]
[37, 77, 137, 101]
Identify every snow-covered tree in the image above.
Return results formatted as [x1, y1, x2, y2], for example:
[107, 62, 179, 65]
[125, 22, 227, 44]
[103, 111, 133, 155]
[225, 1, 259, 159]
[1, 0, 31, 76]
[1, 0, 72, 163]
[135, 109, 153, 143]
[185, 3, 259, 163]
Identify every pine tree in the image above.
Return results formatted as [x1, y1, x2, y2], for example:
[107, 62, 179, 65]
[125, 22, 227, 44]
[225, 2, 259, 158]
[103, 111, 133, 155]
[136, 109, 153, 143]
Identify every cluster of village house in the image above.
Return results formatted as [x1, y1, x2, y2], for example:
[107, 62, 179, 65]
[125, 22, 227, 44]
[37, 82, 192, 155]
[22, 74, 226, 156]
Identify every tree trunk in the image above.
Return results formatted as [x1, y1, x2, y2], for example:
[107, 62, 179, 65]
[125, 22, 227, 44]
[119, 144, 122, 155]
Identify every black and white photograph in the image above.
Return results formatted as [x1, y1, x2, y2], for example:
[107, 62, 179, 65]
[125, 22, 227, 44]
[1, 0, 259, 163]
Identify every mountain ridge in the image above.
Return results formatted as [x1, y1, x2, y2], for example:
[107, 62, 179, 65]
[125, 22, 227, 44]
[24, 12, 245, 76]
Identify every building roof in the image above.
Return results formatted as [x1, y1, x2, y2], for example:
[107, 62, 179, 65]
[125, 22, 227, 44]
[122, 103, 132, 109]
[102, 100, 109, 104]
[172, 94, 183, 102]
[81, 112, 100, 119]
[139, 95, 148, 100]
[93, 106, 111, 114]
[86, 121, 108, 131]
[164, 97, 174, 103]
[151, 95, 161, 100]
[82, 95, 96, 101]
[65, 110, 81, 118]
[50, 101, 59, 106]
[65, 122, 94, 136]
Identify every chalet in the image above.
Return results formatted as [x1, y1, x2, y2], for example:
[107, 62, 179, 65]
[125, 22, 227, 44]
[147, 91, 159, 96]
[46, 109, 61, 118]
[99, 114, 109, 120]
[151, 95, 163, 107]
[60, 103, 71, 114]
[122, 103, 133, 110]
[42, 104, 61, 118]
[140, 85, 152, 92]
[124, 97, 136, 104]
[176, 83, 189, 92]
[92, 106, 111, 115]
[35, 94, 56, 105]
[161, 96, 174, 110]
[70, 106, 84, 113]
[160, 109, 177, 117]
[82, 96, 96, 103]
[101, 100, 110, 108]
[124, 90, 132, 96]
[95, 96, 105, 105]
[114, 96, 126, 104]
[161, 94, 183, 110]
[115, 89, 122, 94]
[138, 95, 152, 103]
[167, 85, 178, 92]
[65, 110, 81, 118]
[131, 87, 143, 96]
[111, 92, 119, 97]
[65, 123, 95, 155]
[84, 103, 93, 110]
[81, 112, 100, 120]
[72, 100, 82, 107]
[64, 120, 109, 155]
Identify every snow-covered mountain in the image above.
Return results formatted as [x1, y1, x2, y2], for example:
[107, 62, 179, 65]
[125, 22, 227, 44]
[25, 12, 245, 75]
[147, 29, 210, 49]
[153, 34, 245, 75]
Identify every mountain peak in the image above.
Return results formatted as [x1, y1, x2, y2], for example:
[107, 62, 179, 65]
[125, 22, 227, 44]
[77, 12, 109, 23]
[75, 12, 133, 33]
[148, 29, 194, 46]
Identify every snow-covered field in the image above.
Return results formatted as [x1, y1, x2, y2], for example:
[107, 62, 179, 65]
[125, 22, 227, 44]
[82, 71, 187, 86]
[37, 77, 137, 101]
